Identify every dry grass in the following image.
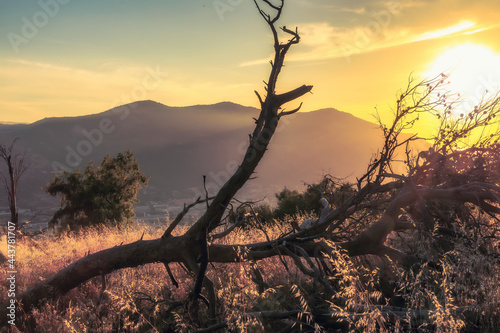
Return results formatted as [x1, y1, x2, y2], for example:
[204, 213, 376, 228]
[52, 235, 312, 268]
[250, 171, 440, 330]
[1, 219, 500, 332]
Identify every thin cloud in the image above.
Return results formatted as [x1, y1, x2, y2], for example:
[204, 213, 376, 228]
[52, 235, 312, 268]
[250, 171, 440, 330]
[463, 28, 488, 35]
[0, 59, 162, 121]
[8, 59, 79, 72]
[412, 21, 476, 42]
[332, 7, 367, 14]
[240, 20, 491, 66]
[6, 59, 152, 82]
[293, 0, 364, 12]
[295, 0, 426, 12]
[240, 57, 271, 67]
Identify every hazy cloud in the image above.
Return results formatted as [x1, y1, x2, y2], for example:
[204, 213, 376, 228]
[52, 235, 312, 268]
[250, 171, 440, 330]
[241, 18, 492, 66]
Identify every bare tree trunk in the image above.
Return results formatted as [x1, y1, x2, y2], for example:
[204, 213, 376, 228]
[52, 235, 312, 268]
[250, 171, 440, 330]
[0, 0, 313, 326]
[3, 1, 500, 330]
[7, 159, 19, 228]
[0, 140, 28, 230]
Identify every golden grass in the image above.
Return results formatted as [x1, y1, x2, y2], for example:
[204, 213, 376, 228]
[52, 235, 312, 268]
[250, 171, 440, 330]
[1, 220, 500, 332]
[0, 223, 296, 332]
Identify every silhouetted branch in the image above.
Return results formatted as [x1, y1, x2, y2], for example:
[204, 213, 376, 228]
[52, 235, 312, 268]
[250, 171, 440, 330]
[163, 261, 179, 288]
[279, 102, 303, 118]
[254, 90, 264, 107]
[7, 2, 500, 332]
[0, 139, 29, 228]
[162, 196, 213, 239]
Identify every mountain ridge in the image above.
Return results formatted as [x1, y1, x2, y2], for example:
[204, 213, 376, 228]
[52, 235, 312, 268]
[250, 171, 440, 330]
[0, 100, 422, 227]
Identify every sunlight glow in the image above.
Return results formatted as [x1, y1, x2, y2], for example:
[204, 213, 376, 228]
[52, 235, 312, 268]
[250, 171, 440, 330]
[424, 43, 500, 113]
[415, 21, 476, 42]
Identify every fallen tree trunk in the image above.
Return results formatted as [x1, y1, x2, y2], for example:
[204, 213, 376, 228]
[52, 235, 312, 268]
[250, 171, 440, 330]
[4, 1, 500, 331]
[3, 182, 500, 326]
[6, 179, 499, 325]
[1, 1, 314, 327]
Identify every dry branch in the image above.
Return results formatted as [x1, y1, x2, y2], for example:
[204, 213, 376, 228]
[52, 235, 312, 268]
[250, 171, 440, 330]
[4, 2, 500, 331]
[0, 0, 314, 326]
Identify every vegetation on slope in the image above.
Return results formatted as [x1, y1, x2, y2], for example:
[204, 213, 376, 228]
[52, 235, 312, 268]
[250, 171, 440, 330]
[1, 220, 499, 332]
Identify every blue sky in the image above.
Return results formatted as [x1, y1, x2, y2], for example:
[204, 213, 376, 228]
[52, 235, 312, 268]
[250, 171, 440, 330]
[1, 0, 500, 125]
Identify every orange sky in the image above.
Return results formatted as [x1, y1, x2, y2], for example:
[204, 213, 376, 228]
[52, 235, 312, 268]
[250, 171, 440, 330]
[1, 0, 500, 133]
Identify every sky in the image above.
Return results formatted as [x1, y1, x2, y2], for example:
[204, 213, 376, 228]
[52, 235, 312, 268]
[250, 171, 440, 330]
[1, 0, 500, 131]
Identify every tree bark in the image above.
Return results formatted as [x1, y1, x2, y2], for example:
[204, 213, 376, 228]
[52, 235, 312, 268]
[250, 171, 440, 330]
[0, 1, 314, 326]
[2, 181, 499, 326]
[0, 140, 28, 230]
[3, 1, 500, 330]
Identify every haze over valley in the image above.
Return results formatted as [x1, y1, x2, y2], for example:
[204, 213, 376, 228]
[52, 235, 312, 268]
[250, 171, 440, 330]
[0, 100, 421, 229]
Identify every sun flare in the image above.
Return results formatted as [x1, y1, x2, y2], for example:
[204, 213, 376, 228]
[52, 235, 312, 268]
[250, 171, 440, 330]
[424, 44, 500, 112]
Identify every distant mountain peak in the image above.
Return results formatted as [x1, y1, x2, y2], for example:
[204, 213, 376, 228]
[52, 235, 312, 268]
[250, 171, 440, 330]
[132, 100, 167, 107]
[186, 101, 258, 113]
[1, 99, 426, 224]
[212, 101, 247, 108]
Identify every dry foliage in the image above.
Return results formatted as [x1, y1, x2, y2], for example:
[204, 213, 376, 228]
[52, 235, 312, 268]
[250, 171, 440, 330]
[2, 0, 500, 332]
[1, 219, 499, 332]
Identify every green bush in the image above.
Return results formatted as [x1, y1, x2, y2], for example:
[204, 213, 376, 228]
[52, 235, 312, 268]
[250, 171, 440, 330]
[46, 150, 149, 230]
[274, 178, 356, 219]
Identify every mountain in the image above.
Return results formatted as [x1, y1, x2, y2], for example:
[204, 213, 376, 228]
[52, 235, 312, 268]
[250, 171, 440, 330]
[0, 100, 424, 227]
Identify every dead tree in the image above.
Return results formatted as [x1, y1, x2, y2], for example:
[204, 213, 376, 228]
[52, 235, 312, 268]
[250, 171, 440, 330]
[3, 1, 500, 330]
[0, 139, 29, 230]
[0, 0, 313, 326]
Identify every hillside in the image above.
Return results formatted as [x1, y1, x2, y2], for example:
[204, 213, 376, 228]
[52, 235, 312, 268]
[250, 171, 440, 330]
[0, 100, 420, 226]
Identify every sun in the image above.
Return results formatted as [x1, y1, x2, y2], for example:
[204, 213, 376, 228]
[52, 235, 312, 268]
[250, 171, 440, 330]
[424, 43, 500, 112]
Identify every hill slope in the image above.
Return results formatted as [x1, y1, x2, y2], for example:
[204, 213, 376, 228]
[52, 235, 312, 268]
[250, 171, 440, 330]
[0, 100, 416, 225]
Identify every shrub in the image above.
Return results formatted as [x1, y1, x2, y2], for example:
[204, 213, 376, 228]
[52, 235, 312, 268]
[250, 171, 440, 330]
[46, 150, 149, 231]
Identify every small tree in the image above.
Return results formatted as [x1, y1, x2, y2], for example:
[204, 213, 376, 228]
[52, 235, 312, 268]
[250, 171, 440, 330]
[273, 178, 356, 219]
[227, 202, 274, 229]
[274, 187, 319, 219]
[0, 139, 29, 229]
[46, 150, 149, 230]
[9, 2, 500, 331]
